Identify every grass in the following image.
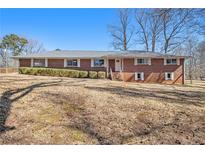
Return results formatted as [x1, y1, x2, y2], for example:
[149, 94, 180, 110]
[0, 73, 204, 144]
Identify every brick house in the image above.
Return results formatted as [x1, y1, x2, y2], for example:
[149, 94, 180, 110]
[13, 50, 186, 84]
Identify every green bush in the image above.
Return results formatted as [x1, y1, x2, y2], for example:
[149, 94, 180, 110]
[19, 67, 107, 79]
[19, 67, 27, 74]
[89, 71, 98, 79]
[69, 70, 79, 78]
[98, 71, 106, 79]
[29, 68, 37, 75]
[79, 71, 88, 78]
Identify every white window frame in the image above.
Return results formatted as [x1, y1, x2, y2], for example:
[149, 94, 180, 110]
[165, 72, 174, 80]
[135, 72, 144, 81]
[66, 59, 80, 67]
[91, 58, 106, 67]
[134, 58, 151, 65]
[164, 58, 179, 65]
[33, 59, 45, 67]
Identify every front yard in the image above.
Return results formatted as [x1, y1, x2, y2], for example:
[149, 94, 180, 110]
[0, 73, 205, 144]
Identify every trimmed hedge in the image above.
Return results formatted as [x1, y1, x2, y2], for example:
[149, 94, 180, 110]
[98, 71, 106, 79]
[19, 67, 106, 79]
[89, 71, 98, 79]
[79, 71, 88, 78]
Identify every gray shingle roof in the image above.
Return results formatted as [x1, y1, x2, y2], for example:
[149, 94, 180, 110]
[12, 50, 187, 59]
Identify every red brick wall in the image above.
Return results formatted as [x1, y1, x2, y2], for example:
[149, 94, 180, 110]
[122, 58, 184, 84]
[18, 58, 184, 84]
[47, 59, 106, 71]
[48, 59, 64, 68]
[72, 59, 106, 71]
[19, 59, 31, 67]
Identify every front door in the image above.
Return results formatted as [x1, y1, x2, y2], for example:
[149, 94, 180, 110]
[115, 58, 121, 72]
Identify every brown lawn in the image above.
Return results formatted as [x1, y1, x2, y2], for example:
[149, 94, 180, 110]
[0, 73, 205, 144]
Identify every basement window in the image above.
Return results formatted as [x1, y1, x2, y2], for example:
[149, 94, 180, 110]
[135, 72, 144, 80]
[165, 72, 174, 80]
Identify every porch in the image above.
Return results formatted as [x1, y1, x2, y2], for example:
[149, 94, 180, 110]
[107, 58, 124, 81]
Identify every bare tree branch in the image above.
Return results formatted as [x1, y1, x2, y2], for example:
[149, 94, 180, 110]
[108, 9, 134, 51]
[23, 39, 45, 55]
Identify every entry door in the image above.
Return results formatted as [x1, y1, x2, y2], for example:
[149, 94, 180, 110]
[115, 58, 121, 72]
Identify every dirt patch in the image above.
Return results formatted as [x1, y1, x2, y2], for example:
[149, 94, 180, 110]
[0, 74, 205, 144]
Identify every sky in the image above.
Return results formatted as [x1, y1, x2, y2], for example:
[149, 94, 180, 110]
[0, 8, 119, 51]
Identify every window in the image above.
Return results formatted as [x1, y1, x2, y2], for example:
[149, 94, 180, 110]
[135, 72, 144, 80]
[67, 59, 78, 67]
[33, 59, 45, 67]
[166, 58, 177, 65]
[93, 58, 105, 67]
[135, 58, 150, 65]
[165, 72, 174, 80]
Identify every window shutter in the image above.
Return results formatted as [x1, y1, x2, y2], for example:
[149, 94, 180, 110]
[148, 58, 151, 65]
[171, 72, 174, 80]
[77, 59, 80, 67]
[164, 58, 167, 65]
[31, 59, 34, 67]
[91, 59, 94, 67]
[135, 72, 138, 80]
[141, 72, 144, 80]
[134, 58, 138, 65]
[64, 59, 67, 67]
[165, 72, 168, 80]
[177, 58, 180, 65]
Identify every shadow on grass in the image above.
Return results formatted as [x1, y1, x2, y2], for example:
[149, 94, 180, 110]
[45, 91, 113, 145]
[0, 79, 63, 133]
[85, 85, 205, 107]
[47, 89, 205, 145]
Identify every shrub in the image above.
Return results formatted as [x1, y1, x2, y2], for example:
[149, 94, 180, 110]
[68, 70, 79, 78]
[19, 67, 27, 74]
[79, 71, 88, 78]
[98, 71, 106, 79]
[89, 71, 98, 79]
[29, 68, 38, 75]
[19, 67, 107, 80]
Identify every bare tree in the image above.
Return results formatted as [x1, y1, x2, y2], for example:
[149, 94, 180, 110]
[108, 9, 134, 51]
[0, 38, 7, 67]
[135, 9, 149, 51]
[183, 38, 199, 84]
[197, 42, 205, 79]
[23, 40, 45, 55]
[0, 48, 7, 67]
[135, 9, 163, 52]
[160, 9, 195, 53]
[192, 9, 205, 36]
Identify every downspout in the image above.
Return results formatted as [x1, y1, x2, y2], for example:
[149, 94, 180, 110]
[106, 56, 109, 78]
[183, 58, 185, 85]
[121, 58, 124, 82]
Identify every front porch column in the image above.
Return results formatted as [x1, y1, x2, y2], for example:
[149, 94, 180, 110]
[64, 59, 67, 67]
[31, 58, 33, 67]
[45, 58, 48, 67]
